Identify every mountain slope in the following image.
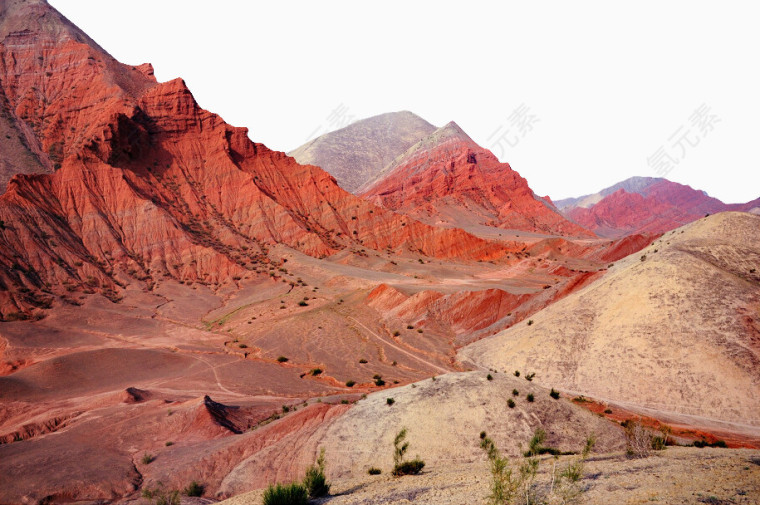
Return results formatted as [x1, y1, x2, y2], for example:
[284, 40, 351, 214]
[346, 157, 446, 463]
[288, 111, 436, 193]
[560, 177, 760, 237]
[0, 0, 508, 318]
[360, 121, 592, 237]
[461, 212, 760, 428]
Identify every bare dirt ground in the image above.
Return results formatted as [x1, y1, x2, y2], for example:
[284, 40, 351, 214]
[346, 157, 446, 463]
[3, 216, 758, 503]
[222, 447, 760, 505]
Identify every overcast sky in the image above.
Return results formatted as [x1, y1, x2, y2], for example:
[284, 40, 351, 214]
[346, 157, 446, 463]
[50, 1, 759, 203]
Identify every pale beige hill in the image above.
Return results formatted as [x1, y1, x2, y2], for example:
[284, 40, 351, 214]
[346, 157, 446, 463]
[288, 111, 436, 193]
[461, 212, 760, 429]
[222, 447, 760, 505]
[216, 371, 625, 496]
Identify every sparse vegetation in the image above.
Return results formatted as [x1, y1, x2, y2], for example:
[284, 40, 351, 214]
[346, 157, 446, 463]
[512, 389, 519, 396]
[183, 481, 204, 497]
[392, 427, 425, 476]
[368, 467, 382, 475]
[487, 374, 493, 381]
[640, 254, 647, 262]
[141, 453, 155, 464]
[623, 418, 653, 458]
[277, 356, 289, 363]
[526, 393, 535, 402]
[165, 441, 173, 447]
[387, 397, 395, 406]
[514, 370, 520, 377]
[262, 483, 308, 505]
[359, 358, 368, 364]
[310, 368, 323, 376]
[507, 399, 516, 408]
[142, 484, 180, 505]
[527, 320, 534, 326]
[345, 380, 356, 387]
[303, 448, 330, 499]
[525, 372, 536, 381]
[480, 430, 594, 505]
[550, 388, 560, 399]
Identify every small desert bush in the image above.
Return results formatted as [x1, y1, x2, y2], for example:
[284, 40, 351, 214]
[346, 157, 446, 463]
[487, 373, 493, 381]
[183, 480, 203, 497]
[303, 448, 330, 499]
[392, 427, 425, 476]
[141, 453, 155, 464]
[368, 467, 382, 475]
[142, 484, 180, 505]
[512, 389, 519, 396]
[392, 459, 425, 476]
[277, 356, 288, 362]
[623, 419, 653, 458]
[550, 388, 560, 399]
[526, 393, 535, 402]
[507, 398, 516, 408]
[345, 380, 356, 387]
[387, 397, 395, 406]
[262, 483, 308, 505]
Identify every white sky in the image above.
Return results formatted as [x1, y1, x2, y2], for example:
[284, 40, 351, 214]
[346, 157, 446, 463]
[50, 1, 759, 203]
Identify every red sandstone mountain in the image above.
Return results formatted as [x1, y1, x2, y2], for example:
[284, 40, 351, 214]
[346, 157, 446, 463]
[0, 0, 508, 318]
[288, 111, 436, 193]
[359, 121, 592, 237]
[559, 177, 760, 237]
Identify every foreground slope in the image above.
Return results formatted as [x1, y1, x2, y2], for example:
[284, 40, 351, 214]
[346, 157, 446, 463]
[360, 121, 591, 237]
[559, 177, 760, 237]
[288, 111, 436, 193]
[462, 212, 760, 428]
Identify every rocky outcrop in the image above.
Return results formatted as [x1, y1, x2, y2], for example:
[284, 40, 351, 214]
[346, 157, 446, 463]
[0, 0, 507, 318]
[360, 122, 593, 237]
[288, 111, 436, 193]
[562, 178, 760, 238]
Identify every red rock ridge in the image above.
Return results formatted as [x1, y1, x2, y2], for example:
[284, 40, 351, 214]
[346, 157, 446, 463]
[0, 1, 509, 318]
[567, 180, 759, 238]
[360, 122, 592, 237]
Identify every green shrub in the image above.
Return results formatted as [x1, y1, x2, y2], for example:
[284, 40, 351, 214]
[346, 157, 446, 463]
[550, 388, 560, 399]
[527, 320, 534, 326]
[277, 356, 289, 363]
[393, 330, 400, 336]
[183, 481, 203, 497]
[359, 358, 368, 364]
[525, 372, 536, 381]
[512, 389, 519, 396]
[368, 467, 382, 475]
[375, 378, 386, 386]
[387, 397, 395, 406]
[165, 441, 173, 447]
[141, 453, 155, 464]
[310, 368, 323, 376]
[487, 374, 493, 381]
[298, 300, 308, 306]
[392, 459, 425, 476]
[345, 380, 356, 387]
[514, 370, 520, 377]
[526, 393, 534, 402]
[392, 427, 425, 476]
[262, 483, 308, 505]
[507, 399, 515, 408]
[303, 448, 330, 499]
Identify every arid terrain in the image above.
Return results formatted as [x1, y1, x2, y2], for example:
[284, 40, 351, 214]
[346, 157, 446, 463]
[1, 1, 759, 504]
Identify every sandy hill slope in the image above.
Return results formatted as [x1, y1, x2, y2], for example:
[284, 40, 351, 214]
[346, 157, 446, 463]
[214, 371, 626, 496]
[558, 177, 760, 237]
[359, 121, 591, 237]
[288, 111, 436, 193]
[461, 212, 760, 430]
[0, 0, 512, 318]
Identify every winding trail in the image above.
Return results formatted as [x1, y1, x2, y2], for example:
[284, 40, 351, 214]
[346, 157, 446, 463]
[347, 316, 449, 374]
